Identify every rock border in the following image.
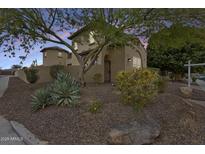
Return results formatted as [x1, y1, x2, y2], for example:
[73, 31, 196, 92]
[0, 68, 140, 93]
[10, 121, 48, 145]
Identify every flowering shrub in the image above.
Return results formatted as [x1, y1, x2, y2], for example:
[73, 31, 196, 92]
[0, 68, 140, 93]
[116, 68, 160, 110]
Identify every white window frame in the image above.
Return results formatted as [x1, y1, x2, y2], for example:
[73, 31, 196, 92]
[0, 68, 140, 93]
[73, 42, 78, 50]
[44, 52, 47, 57]
[58, 52, 63, 58]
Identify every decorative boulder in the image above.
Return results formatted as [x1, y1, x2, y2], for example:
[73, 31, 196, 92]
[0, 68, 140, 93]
[180, 87, 192, 97]
[108, 129, 132, 144]
[107, 115, 160, 145]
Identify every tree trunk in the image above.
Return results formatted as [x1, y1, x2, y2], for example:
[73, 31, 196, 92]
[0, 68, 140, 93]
[79, 67, 86, 87]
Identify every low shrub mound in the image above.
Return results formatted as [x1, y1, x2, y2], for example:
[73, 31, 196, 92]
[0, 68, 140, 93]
[31, 86, 53, 111]
[49, 65, 66, 79]
[156, 77, 168, 93]
[52, 72, 80, 106]
[192, 76, 197, 83]
[88, 99, 103, 113]
[31, 72, 80, 111]
[116, 68, 160, 110]
[24, 67, 38, 84]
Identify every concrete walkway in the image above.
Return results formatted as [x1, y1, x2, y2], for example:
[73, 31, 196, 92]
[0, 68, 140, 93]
[0, 116, 25, 145]
[0, 76, 9, 97]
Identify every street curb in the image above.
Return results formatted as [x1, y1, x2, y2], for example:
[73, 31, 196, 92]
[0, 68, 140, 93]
[10, 121, 48, 145]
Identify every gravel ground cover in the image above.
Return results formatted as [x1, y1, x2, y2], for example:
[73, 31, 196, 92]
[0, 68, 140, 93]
[0, 77, 205, 144]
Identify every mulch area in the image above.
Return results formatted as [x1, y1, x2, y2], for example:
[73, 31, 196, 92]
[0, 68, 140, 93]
[0, 77, 205, 144]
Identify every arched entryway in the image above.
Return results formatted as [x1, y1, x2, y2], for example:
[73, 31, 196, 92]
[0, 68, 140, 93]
[104, 55, 111, 83]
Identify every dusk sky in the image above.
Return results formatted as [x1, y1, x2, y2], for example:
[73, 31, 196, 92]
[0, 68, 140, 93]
[0, 31, 72, 69]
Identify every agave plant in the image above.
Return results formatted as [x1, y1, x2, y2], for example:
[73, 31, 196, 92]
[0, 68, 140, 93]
[51, 72, 80, 106]
[31, 86, 53, 111]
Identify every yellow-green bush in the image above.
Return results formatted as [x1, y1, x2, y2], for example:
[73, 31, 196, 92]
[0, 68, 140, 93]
[116, 68, 160, 110]
[156, 77, 167, 93]
[88, 99, 103, 113]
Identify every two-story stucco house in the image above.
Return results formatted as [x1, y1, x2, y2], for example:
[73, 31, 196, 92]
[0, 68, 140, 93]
[40, 27, 147, 83]
[41, 46, 72, 66]
[68, 27, 147, 83]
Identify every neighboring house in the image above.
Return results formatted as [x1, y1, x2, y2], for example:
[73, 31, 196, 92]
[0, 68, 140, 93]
[41, 46, 72, 66]
[68, 27, 147, 83]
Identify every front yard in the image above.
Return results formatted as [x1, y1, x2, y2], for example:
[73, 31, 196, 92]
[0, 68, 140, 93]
[0, 77, 205, 144]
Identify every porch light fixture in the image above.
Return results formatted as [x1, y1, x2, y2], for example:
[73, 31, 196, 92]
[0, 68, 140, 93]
[128, 57, 132, 62]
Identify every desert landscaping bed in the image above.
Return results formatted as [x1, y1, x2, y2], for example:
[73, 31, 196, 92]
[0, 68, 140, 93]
[0, 77, 205, 144]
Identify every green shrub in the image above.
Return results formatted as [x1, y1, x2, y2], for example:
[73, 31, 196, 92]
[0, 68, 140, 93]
[49, 65, 66, 79]
[116, 68, 160, 110]
[156, 77, 167, 93]
[30, 72, 80, 111]
[148, 67, 160, 74]
[89, 100, 103, 113]
[24, 68, 38, 84]
[52, 72, 80, 106]
[92, 73, 102, 83]
[169, 72, 175, 80]
[192, 76, 197, 83]
[31, 87, 53, 111]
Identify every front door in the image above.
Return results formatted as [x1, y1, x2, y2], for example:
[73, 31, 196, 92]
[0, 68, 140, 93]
[104, 60, 111, 82]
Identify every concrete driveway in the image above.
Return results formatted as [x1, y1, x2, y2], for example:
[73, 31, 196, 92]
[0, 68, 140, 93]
[0, 76, 9, 97]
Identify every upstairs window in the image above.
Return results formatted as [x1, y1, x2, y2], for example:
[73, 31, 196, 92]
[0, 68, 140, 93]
[133, 57, 141, 68]
[44, 52, 47, 58]
[89, 31, 95, 44]
[58, 52, 63, 58]
[73, 42, 78, 50]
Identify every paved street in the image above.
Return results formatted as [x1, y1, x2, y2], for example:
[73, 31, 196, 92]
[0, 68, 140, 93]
[196, 79, 205, 91]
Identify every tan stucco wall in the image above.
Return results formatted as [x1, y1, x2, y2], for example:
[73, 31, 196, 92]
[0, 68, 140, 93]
[71, 53, 80, 65]
[71, 44, 147, 83]
[43, 49, 71, 66]
[36, 66, 53, 83]
[16, 65, 104, 84]
[15, 69, 29, 83]
[103, 47, 125, 82]
[66, 65, 104, 83]
[15, 66, 53, 84]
